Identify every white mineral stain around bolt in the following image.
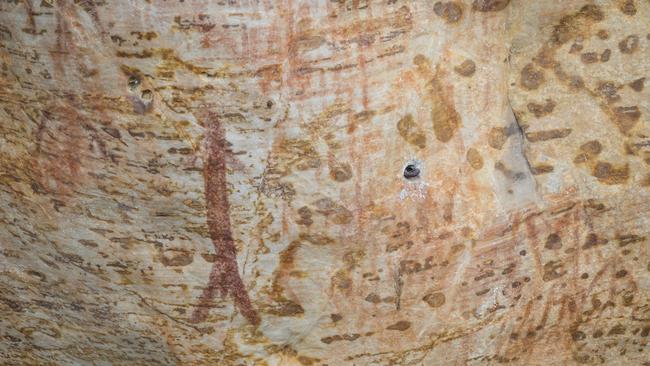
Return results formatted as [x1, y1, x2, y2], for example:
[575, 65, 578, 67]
[399, 160, 428, 201]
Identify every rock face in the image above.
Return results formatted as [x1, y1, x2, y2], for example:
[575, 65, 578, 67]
[0, 1, 648, 364]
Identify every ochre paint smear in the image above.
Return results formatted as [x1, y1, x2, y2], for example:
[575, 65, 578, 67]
[191, 113, 260, 325]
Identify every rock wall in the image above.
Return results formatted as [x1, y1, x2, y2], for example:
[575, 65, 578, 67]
[0, 0, 648, 364]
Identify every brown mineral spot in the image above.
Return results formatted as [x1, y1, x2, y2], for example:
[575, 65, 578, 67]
[600, 49, 611, 62]
[297, 355, 320, 366]
[472, 0, 510, 12]
[569, 43, 583, 54]
[618, 35, 639, 54]
[331, 313, 342, 322]
[520, 63, 544, 90]
[617, 234, 645, 247]
[525, 128, 572, 142]
[423, 292, 446, 308]
[579, 140, 602, 158]
[542, 260, 565, 281]
[615, 269, 628, 278]
[78, 239, 98, 248]
[629, 77, 645, 92]
[312, 198, 353, 225]
[365, 293, 381, 304]
[397, 114, 426, 149]
[545, 233, 562, 250]
[531, 164, 554, 175]
[400, 259, 424, 274]
[593, 329, 603, 338]
[332, 270, 352, 289]
[475, 288, 490, 296]
[597, 29, 609, 40]
[551, 5, 604, 45]
[297, 206, 313, 226]
[592, 161, 629, 185]
[488, 127, 509, 149]
[619, 0, 637, 16]
[597, 81, 621, 102]
[613, 106, 641, 133]
[466, 148, 484, 170]
[583, 233, 608, 249]
[454, 59, 476, 77]
[608, 324, 626, 336]
[160, 249, 193, 267]
[571, 330, 586, 341]
[430, 77, 461, 143]
[433, 1, 463, 23]
[386, 320, 411, 331]
[267, 299, 305, 317]
[527, 99, 556, 118]
[329, 162, 353, 182]
[580, 52, 599, 64]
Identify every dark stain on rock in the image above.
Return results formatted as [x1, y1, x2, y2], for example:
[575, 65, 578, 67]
[520, 63, 544, 90]
[574, 140, 602, 163]
[597, 81, 621, 102]
[543, 260, 566, 281]
[161, 249, 194, 267]
[592, 161, 629, 185]
[488, 127, 509, 149]
[266, 299, 305, 317]
[397, 114, 426, 148]
[550, 5, 603, 46]
[618, 35, 639, 54]
[527, 99, 556, 118]
[312, 198, 353, 225]
[329, 162, 353, 182]
[619, 0, 637, 16]
[466, 148, 484, 170]
[544, 233, 562, 250]
[583, 233, 608, 249]
[571, 330, 586, 342]
[531, 164, 554, 175]
[297, 206, 313, 226]
[629, 77, 645, 92]
[525, 129, 572, 142]
[613, 106, 641, 134]
[191, 112, 260, 326]
[423, 292, 446, 308]
[472, 0, 510, 12]
[580, 52, 599, 64]
[321, 333, 361, 344]
[608, 324, 626, 336]
[101, 127, 121, 139]
[387, 320, 411, 331]
[365, 293, 381, 304]
[433, 1, 463, 23]
[617, 234, 645, 247]
[454, 59, 476, 77]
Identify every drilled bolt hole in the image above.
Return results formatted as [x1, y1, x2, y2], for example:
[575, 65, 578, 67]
[128, 75, 141, 90]
[403, 164, 420, 179]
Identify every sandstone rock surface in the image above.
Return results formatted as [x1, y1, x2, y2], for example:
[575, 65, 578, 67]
[0, 1, 648, 365]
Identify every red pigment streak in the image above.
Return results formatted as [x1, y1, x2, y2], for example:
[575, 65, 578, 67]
[190, 114, 260, 325]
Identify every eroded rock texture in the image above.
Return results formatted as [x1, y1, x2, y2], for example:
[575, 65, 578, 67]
[0, 1, 648, 365]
